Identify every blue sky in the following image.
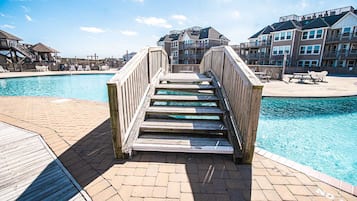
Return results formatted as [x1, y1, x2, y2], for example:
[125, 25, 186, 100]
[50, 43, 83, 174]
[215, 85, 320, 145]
[0, 0, 355, 58]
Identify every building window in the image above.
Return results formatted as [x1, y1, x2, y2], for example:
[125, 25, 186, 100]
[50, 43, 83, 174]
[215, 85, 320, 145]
[300, 46, 306, 54]
[298, 61, 303, 67]
[311, 60, 318, 67]
[302, 29, 323, 40]
[272, 46, 290, 55]
[343, 27, 351, 36]
[273, 31, 292, 41]
[313, 45, 320, 54]
[299, 45, 321, 55]
[298, 60, 319, 67]
[316, 29, 323, 38]
[274, 33, 279, 41]
[302, 32, 308, 39]
[306, 46, 312, 54]
[273, 47, 277, 55]
[280, 32, 286, 40]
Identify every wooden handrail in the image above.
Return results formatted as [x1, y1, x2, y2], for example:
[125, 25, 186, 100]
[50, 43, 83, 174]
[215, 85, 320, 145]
[107, 47, 169, 158]
[200, 46, 263, 163]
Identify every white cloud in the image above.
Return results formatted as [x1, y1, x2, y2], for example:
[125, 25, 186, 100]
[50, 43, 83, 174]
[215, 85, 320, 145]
[21, 5, 31, 12]
[0, 13, 5, 17]
[2, 24, 16, 29]
[80, 26, 105, 33]
[25, 14, 32, 21]
[171, 14, 187, 25]
[120, 30, 138, 36]
[231, 10, 241, 19]
[136, 16, 172, 28]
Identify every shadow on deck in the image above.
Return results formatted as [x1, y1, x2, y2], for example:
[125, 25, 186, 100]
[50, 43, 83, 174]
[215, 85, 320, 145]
[18, 118, 252, 200]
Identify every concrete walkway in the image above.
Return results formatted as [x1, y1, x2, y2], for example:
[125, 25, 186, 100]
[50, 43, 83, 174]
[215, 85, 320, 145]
[0, 96, 355, 201]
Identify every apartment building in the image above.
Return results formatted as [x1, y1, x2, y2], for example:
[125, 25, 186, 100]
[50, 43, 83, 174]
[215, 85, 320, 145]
[239, 6, 357, 73]
[158, 26, 230, 64]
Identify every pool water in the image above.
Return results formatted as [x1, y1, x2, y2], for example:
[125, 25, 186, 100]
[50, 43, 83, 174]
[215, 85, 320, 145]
[0, 74, 113, 102]
[257, 97, 357, 185]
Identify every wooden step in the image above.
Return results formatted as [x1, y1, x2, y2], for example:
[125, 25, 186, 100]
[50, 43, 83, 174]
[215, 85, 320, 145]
[160, 73, 211, 83]
[146, 106, 224, 116]
[156, 84, 215, 90]
[140, 119, 227, 134]
[160, 77, 212, 83]
[133, 134, 233, 154]
[151, 95, 219, 102]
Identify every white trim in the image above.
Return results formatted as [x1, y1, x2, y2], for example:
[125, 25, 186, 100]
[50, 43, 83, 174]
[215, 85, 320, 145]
[331, 11, 357, 29]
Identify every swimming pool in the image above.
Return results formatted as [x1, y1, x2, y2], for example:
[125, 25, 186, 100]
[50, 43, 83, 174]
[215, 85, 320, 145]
[0, 74, 113, 102]
[257, 96, 357, 186]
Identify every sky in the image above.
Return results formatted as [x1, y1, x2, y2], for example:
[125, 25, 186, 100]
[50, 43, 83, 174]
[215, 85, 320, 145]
[0, 0, 356, 58]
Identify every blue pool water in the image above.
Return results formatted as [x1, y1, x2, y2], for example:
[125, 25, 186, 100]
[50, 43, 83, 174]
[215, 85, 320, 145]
[257, 97, 357, 185]
[0, 74, 113, 102]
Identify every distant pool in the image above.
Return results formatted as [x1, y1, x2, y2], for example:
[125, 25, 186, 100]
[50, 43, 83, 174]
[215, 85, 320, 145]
[257, 97, 357, 185]
[0, 74, 114, 102]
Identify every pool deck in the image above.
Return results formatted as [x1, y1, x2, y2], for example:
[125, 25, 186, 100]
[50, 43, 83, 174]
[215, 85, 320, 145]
[262, 75, 357, 97]
[0, 72, 356, 200]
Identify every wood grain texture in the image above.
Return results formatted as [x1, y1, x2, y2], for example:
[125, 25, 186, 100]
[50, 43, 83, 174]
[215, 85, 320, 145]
[0, 122, 88, 201]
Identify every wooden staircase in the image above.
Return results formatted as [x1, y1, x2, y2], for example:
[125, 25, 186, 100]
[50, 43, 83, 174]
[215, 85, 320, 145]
[132, 73, 234, 154]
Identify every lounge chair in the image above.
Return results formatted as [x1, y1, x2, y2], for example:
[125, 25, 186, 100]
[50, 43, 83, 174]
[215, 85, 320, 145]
[77, 65, 84, 71]
[317, 71, 328, 82]
[35, 65, 48, 72]
[69, 65, 76, 71]
[100, 65, 109, 71]
[85, 65, 91, 71]
[0, 65, 9, 73]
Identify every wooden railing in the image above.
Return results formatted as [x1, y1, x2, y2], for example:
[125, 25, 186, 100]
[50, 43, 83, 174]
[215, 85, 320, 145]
[107, 47, 168, 158]
[200, 46, 263, 163]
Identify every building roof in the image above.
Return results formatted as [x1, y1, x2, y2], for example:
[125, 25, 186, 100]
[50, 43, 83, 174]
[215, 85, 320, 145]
[31, 43, 59, 53]
[158, 26, 229, 43]
[0, 29, 22, 41]
[274, 20, 301, 32]
[249, 9, 354, 39]
[321, 12, 346, 26]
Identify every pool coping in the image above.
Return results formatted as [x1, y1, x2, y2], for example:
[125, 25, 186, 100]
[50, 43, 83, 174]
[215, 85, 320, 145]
[255, 147, 357, 196]
[0, 70, 116, 79]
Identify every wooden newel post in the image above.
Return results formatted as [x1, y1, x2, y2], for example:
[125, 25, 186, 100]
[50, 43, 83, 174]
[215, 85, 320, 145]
[241, 86, 263, 163]
[107, 82, 124, 158]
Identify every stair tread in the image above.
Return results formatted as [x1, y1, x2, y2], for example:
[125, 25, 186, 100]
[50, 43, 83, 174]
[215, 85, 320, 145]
[156, 84, 215, 90]
[160, 75, 212, 83]
[146, 106, 224, 115]
[140, 119, 227, 132]
[151, 95, 219, 101]
[133, 134, 233, 154]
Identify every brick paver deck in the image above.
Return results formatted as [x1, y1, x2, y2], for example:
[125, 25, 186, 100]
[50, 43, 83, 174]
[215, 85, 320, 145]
[0, 96, 356, 201]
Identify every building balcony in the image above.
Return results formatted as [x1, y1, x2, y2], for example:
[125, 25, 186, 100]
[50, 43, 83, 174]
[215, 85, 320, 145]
[325, 33, 357, 43]
[323, 50, 357, 59]
[246, 53, 270, 60]
[240, 40, 271, 49]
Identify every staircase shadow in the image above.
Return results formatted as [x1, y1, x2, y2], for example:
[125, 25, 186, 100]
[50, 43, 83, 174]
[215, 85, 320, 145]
[135, 152, 252, 201]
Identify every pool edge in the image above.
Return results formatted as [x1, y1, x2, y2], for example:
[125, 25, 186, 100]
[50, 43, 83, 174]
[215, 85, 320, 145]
[255, 147, 357, 197]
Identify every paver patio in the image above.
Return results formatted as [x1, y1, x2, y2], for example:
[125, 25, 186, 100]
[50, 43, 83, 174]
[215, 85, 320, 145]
[0, 96, 356, 201]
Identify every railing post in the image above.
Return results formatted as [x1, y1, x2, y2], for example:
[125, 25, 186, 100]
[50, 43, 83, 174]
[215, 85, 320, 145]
[241, 86, 263, 163]
[107, 82, 124, 158]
